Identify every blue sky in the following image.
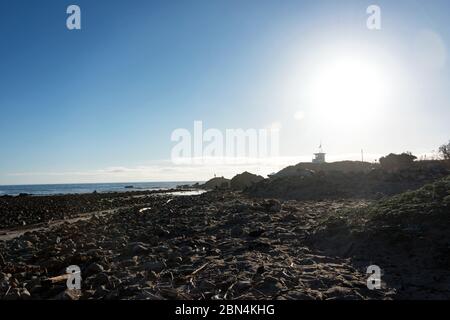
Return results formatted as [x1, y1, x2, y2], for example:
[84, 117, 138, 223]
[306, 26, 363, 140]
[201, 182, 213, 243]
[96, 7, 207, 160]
[0, 0, 449, 184]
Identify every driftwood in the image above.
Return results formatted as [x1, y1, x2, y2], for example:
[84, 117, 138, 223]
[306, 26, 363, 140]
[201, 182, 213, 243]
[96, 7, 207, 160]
[47, 274, 71, 283]
[191, 263, 208, 276]
[41, 273, 75, 287]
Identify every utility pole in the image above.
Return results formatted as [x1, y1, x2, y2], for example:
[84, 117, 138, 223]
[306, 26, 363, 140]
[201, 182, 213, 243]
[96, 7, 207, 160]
[361, 149, 364, 163]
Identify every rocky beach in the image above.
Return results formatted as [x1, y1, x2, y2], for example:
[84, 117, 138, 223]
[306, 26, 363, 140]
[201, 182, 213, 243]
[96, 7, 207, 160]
[2, 0, 450, 309]
[1, 168, 449, 300]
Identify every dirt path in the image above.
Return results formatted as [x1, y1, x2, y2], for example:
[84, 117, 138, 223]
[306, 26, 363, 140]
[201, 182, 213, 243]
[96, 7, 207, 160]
[0, 207, 128, 241]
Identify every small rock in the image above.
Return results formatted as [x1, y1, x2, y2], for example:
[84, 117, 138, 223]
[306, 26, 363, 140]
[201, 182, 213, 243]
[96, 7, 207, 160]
[4, 288, 21, 300]
[130, 243, 149, 255]
[285, 291, 315, 300]
[93, 285, 110, 298]
[20, 288, 31, 300]
[234, 280, 252, 292]
[54, 289, 81, 300]
[85, 262, 105, 276]
[21, 240, 33, 249]
[119, 257, 138, 267]
[230, 226, 244, 237]
[0, 279, 10, 290]
[0, 272, 10, 281]
[248, 228, 265, 238]
[89, 272, 111, 287]
[278, 232, 297, 241]
[256, 276, 283, 295]
[143, 261, 165, 273]
[324, 286, 358, 300]
[179, 245, 193, 254]
[264, 199, 282, 213]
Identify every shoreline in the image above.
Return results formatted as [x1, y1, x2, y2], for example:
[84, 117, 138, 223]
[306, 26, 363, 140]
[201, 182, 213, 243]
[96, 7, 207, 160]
[0, 181, 202, 197]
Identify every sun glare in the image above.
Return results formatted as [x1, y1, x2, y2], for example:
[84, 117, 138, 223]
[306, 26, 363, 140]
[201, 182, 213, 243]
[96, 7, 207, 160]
[309, 56, 390, 124]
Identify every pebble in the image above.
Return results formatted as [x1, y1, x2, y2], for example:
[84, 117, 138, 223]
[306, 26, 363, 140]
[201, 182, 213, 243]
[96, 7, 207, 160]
[230, 226, 244, 237]
[143, 261, 165, 273]
[85, 262, 105, 276]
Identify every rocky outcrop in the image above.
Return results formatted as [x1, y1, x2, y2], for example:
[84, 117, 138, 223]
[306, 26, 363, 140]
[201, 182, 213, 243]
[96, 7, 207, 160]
[271, 161, 376, 178]
[230, 172, 264, 190]
[200, 177, 230, 190]
[271, 167, 315, 179]
[246, 162, 450, 201]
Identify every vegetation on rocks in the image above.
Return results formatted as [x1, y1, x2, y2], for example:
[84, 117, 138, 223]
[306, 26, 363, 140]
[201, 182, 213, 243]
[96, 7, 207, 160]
[309, 176, 450, 299]
[379, 152, 417, 172]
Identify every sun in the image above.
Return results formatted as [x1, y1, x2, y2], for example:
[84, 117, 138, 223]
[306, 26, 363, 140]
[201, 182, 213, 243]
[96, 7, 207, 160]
[309, 56, 390, 124]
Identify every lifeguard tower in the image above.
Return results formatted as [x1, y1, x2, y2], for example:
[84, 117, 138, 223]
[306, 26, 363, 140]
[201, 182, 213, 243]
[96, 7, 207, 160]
[312, 143, 326, 164]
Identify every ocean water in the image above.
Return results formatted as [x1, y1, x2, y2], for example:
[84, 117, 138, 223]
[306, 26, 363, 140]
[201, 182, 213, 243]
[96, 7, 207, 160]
[0, 182, 199, 196]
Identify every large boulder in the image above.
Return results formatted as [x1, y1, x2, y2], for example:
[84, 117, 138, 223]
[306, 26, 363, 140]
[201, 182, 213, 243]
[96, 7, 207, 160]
[230, 172, 264, 190]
